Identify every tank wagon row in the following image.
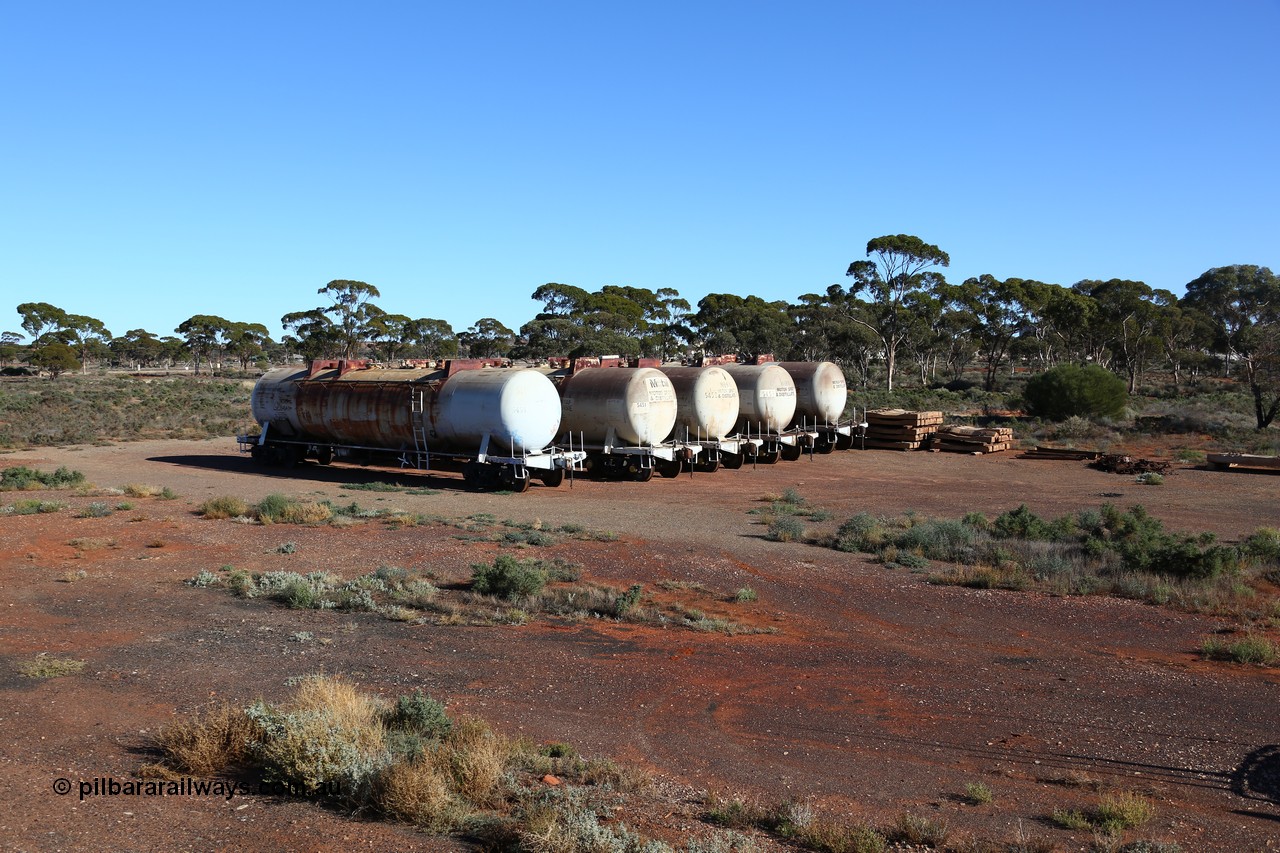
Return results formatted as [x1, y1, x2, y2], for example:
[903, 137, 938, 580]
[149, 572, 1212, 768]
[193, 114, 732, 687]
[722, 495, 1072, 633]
[239, 355, 860, 491]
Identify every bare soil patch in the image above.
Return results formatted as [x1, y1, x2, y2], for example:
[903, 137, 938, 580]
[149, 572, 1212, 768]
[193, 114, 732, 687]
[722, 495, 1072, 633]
[2, 438, 1278, 850]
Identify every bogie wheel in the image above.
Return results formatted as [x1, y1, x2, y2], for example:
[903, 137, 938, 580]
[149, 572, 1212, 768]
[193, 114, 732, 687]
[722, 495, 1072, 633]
[539, 468, 565, 488]
[835, 432, 855, 451]
[694, 456, 720, 473]
[631, 464, 654, 482]
[500, 466, 531, 492]
[315, 446, 334, 465]
[816, 438, 836, 455]
[462, 461, 483, 486]
[759, 447, 782, 465]
[781, 442, 804, 462]
[657, 460, 683, 478]
[721, 452, 744, 470]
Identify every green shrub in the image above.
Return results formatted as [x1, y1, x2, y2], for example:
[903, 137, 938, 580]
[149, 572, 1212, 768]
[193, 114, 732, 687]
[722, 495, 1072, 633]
[0, 465, 86, 491]
[254, 493, 292, 523]
[1243, 528, 1280, 562]
[896, 518, 975, 561]
[834, 513, 885, 552]
[1022, 364, 1127, 421]
[471, 555, 547, 600]
[733, 587, 758, 603]
[1201, 634, 1278, 665]
[767, 516, 805, 543]
[384, 691, 452, 741]
[77, 501, 113, 518]
[991, 504, 1052, 540]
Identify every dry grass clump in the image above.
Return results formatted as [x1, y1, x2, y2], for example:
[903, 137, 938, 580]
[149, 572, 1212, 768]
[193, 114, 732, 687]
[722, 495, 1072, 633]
[155, 702, 256, 775]
[18, 654, 86, 678]
[374, 755, 465, 831]
[68, 537, 116, 551]
[147, 675, 665, 844]
[439, 717, 507, 805]
[277, 500, 333, 524]
[199, 496, 249, 519]
[123, 483, 164, 497]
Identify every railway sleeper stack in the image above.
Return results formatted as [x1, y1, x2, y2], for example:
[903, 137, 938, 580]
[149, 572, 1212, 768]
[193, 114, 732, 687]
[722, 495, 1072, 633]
[863, 409, 944, 450]
[928, 425, 1014, 454]
[1017, 446, 1102, 461]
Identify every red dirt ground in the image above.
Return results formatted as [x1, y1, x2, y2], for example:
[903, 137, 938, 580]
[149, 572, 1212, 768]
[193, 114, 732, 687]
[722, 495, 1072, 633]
[2, 438, 1279, 851]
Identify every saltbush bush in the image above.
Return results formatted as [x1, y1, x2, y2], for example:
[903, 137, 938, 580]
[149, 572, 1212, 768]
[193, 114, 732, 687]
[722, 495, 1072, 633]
[471, 555, 547, 600]
[1022, 364, 1127, 421]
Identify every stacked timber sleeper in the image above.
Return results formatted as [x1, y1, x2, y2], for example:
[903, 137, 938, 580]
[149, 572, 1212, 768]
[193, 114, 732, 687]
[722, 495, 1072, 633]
[929, 425, 1014, 455]
[862, 409, 944, 450]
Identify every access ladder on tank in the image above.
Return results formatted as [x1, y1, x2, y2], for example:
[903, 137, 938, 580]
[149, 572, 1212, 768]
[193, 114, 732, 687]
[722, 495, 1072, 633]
[402, 389, 430, 470]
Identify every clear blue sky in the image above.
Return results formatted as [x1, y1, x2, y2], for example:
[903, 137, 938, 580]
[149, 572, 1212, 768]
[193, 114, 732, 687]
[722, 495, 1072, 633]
[2, 1, 1277, 342]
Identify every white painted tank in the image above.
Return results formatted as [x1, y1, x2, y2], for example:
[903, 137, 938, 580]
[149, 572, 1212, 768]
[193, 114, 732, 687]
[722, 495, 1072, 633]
[554, 367, 678, 446]
[250, 365, 562, 453]
[776, 361, 848, 424]
[657, 366, 740, 440]
[722, 363, 798, 434]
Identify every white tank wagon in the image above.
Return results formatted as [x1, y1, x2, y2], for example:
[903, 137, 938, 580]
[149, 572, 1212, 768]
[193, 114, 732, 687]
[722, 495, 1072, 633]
[720, 363, 799, 464]
[655, 365, 758, 473]
[239, 359, 585, 491]
[775, 360, 859, 453]
[540, 363, 689, 481]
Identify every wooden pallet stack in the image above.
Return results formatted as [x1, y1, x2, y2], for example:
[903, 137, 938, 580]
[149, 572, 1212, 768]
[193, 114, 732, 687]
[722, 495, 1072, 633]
[862, 409, 944, 450]
[928, 425, 1014, 454]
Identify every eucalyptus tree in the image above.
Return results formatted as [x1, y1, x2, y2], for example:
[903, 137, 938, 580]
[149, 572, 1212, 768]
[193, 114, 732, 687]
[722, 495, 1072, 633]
[691, 293, 793, 363]
[407, 318, 458, 359]
[56, 314, 112, 373]
[0, 331, 23, 366]
[175, 315, 232, 374]
[363, 308, 414, 363]
[1183, 265, 1280, 428]
[317, 279, 382, 359]
[16, 302, 68, 345]
[956, 275, 1030, 390]
[832, 234, 950, 390]
[459, 318, 515, 358]
[1072, 279, 1160, 392]
[281, 309, 340, 361]
[225, 322, 272, 370]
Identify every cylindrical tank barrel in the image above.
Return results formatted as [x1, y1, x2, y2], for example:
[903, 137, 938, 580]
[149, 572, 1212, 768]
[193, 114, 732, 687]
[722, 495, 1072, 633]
[550, 367, 678, 446]
[656, 366, 740, 440]
[721, 363, 798, 434]
[775, 361, 848, 424]
[250, 366, 562, 453]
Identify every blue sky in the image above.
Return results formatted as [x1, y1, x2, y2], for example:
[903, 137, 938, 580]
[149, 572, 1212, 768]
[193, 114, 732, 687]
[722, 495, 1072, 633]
[2, 1, 1277, 342]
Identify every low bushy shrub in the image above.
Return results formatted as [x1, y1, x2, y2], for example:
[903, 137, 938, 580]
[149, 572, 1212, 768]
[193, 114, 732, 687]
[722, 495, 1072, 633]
[1023, 363, 1127, 421]
[471, 555, 547, 600]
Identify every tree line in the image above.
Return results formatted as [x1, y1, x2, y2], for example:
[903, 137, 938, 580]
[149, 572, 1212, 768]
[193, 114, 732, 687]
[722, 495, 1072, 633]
[4, 235, 1278, 428]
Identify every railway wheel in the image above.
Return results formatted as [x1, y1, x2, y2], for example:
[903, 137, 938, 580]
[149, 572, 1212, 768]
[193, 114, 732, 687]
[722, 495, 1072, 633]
[500, 466, 531, 493]
[539, 468, 565, 488]
[694, 456, 720, 473]
[656, 459, 683, 478]
[835, 432, 855, 451]
[816, 438, 836, 455]
[315, 446, 334, 465]
[758, 446, 782, 465]
[721, 452, 744, 470]
[462, 461, 483, 487]
[781, 442, 804, 462]
[631, 464, 654, 482]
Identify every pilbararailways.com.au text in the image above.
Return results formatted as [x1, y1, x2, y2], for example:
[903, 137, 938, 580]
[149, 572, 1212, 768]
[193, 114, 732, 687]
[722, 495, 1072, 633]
[53, 776, 342, 802]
